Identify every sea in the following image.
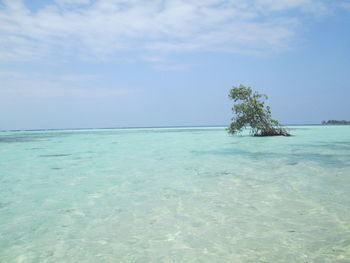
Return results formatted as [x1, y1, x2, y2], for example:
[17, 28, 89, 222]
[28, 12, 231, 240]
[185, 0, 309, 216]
[0, 125, 349, 262]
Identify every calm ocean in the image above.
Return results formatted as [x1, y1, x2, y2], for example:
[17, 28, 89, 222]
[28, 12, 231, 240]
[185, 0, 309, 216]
[1, 126, 349, 262]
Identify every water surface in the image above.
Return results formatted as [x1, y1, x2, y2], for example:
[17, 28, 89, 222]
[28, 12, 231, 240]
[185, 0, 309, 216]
[0, 126, 349, 262]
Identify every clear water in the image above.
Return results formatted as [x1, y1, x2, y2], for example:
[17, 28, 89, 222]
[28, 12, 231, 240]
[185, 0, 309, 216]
[0, 126, 349, 263]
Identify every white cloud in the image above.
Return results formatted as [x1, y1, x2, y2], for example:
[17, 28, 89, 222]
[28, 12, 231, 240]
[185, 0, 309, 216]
[0, 0, 335, 62]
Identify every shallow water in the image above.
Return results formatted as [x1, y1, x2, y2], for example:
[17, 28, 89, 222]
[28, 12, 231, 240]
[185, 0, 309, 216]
[0, 126, 349, 262]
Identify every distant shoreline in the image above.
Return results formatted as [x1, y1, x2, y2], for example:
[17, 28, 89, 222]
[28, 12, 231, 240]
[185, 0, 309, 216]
[322, 120, 350, 125]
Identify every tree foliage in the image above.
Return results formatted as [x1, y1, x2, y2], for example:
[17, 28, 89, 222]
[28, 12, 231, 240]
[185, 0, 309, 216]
[228, 84, 290, 136]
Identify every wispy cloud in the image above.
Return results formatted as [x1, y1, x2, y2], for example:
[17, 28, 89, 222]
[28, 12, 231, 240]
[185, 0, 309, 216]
[338, 1, 350, 11]
[56, 0, 91, 5]
[0, 70, 135, 98]
[153, 63, 195, 71]
[0, 0, 338, 62]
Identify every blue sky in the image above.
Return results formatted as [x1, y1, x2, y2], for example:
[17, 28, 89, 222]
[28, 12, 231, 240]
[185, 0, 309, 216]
[0, 0, 349, 130]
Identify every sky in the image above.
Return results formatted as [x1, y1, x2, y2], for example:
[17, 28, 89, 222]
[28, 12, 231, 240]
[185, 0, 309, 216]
[0, 0, 350, 130]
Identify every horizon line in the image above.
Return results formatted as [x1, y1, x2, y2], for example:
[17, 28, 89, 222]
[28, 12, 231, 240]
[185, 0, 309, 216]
[0, 123, 329, 133]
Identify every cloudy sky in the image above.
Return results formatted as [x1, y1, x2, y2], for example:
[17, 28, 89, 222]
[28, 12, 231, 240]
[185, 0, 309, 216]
[1, 0, 350, 130]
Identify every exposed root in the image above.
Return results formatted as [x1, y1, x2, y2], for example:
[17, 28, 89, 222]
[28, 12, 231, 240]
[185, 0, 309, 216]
[254, 127, 291, 137]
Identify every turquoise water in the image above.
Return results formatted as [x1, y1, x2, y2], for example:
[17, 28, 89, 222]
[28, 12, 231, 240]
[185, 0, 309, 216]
[0, 126, 350, 262]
